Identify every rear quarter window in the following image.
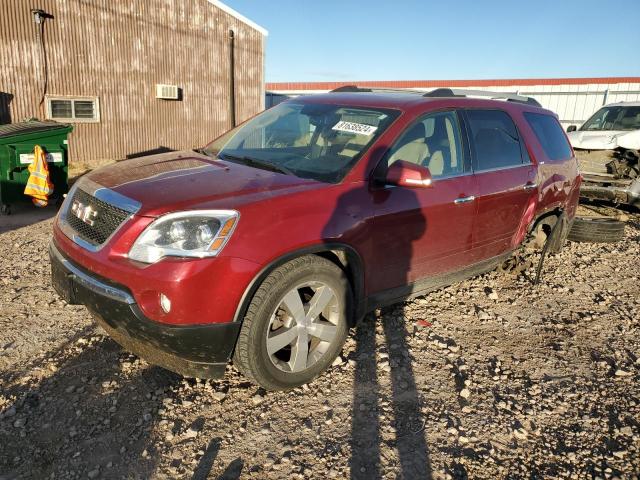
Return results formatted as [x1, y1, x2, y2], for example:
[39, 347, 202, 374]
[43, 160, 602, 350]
[524, 112, 573, 161]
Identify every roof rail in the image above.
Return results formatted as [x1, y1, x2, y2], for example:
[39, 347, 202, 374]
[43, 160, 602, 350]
[424, 88, 541, 107]
[330, 85, 425, 94]
[329, 85, 542, 106]
[331, 85, 371, 93]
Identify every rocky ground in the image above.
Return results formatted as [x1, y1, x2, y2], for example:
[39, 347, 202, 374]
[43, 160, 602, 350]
[1, 208, 639, 480]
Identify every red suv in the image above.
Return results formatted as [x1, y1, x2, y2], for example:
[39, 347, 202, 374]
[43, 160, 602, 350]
[50, 87, 581, 390]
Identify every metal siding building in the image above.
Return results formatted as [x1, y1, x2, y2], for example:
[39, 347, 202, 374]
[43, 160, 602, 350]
[0, 0, 266, 166]
[266, 77, 640, 128]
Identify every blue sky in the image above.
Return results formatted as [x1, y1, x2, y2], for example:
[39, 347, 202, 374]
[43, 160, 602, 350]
[226, 0, 640, 82]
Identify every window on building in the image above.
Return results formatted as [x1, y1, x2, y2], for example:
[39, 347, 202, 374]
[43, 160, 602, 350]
[465, 109, 524, 171]
[46, 96, 100, 122]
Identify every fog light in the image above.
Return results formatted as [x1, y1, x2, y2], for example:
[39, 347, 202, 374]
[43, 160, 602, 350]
[159, 293, 171, 313]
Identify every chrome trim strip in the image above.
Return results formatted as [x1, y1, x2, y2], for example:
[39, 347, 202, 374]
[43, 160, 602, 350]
[94, 187, 141, 214]
[383, 163, 531, 185]
[472, 163, 533, 174]
[57, 178, 140, 252]
[50, 241, 135, 304]
[454, 195, 475, 204]
[79, 178, 141, 214]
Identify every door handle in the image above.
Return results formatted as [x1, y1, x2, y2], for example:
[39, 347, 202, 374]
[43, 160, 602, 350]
[454, 195, 475, 204]
[523, 182, 538, 191]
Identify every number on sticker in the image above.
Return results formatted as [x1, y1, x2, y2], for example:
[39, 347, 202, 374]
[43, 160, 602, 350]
[332, 121, 378, 136]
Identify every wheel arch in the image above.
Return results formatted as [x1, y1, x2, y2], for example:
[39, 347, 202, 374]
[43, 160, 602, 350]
[530, 207, 564, 235]
[232, 243, 366, 327]
[526, 206, 569, 252]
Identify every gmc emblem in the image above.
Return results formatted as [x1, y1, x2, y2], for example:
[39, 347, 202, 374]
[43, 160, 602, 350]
[71, 200, 98, 226]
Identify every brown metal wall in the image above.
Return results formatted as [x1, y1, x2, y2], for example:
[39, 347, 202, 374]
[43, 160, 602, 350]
[0, 0, 265, 166]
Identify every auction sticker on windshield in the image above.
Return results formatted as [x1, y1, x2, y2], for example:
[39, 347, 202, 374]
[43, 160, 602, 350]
[332, 121, 378, 136]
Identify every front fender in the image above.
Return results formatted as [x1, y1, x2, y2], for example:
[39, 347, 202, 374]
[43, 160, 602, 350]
[231, 242, 366, 326]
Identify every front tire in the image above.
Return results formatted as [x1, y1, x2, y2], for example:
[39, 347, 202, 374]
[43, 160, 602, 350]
[233, 255, 352, 390]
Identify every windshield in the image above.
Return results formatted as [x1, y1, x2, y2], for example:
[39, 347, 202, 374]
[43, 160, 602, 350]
[581, 105, 640, 131]
[205, 102, 399, 183]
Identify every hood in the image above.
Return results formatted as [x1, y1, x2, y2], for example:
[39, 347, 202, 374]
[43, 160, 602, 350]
[616, 130, 640, 150]
[568, 129, 640, 150]
[85, 151, 324, 216]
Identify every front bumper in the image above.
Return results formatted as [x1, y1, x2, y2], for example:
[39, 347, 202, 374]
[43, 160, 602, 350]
[580, 173, 640, 207]
[50, 241, 240, 378]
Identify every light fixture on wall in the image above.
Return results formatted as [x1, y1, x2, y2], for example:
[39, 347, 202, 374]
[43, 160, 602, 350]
[30, 8, 54, 117]
[31, 9, 52, 24]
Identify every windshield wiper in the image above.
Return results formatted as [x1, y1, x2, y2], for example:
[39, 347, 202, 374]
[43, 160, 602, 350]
[220, 153, 295, 176]
[194, 147, 213, 157]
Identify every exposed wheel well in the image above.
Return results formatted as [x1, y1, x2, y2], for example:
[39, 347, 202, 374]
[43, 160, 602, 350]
[526, 208, 566, 251]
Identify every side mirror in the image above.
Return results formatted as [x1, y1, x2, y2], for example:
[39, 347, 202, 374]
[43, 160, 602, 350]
[385, 160, 432, 188]
[566, 125, 577, 133]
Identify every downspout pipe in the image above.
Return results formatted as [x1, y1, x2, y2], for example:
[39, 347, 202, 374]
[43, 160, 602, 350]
[229, 29, 236, 128]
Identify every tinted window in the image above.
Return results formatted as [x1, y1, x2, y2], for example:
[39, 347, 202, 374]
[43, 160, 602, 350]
[524, 112, 572, 161]
[466, 110, 523, 171]
[386, 111, 466, 178]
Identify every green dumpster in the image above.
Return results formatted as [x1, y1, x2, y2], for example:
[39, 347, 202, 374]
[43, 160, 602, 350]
[0, 120, 73, 214]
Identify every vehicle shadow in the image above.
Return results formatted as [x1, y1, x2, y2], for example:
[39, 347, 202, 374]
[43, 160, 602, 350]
[0, 91, 12, 124]
[323, 144, 432, 479]
[191, 437, 244, 480]
[350, 309, 432, 479]
[0, 201, 59, 234]
[0, 334, 240, 479]
[0, 336, 172, 478]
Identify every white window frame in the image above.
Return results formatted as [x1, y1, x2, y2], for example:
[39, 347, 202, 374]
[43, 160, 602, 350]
[45, 95, 100, 123]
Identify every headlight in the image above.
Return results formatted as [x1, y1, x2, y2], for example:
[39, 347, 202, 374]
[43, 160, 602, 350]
[128, 210, 239, 263]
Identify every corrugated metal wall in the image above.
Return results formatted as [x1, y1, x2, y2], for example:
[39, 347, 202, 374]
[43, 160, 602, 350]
[447, 82, 640, 128]
[0, 0, 265, 166]
[514, 83, 640, 127]
[266, 78, 640, 128]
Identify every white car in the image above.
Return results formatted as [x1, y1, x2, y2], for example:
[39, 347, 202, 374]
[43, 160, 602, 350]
[566, 102, 640, 150]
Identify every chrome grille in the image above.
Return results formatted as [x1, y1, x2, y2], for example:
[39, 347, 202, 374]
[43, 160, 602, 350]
[64, 188, 130, 246]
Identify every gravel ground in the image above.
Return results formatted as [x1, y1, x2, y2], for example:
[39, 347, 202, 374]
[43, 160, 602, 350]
[1, 211, 639, 480]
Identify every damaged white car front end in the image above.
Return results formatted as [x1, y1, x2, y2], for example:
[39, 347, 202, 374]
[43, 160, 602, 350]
[570, 102, 640, 207]
[567, 102, 640, 151]
[568, 129, 640, 150]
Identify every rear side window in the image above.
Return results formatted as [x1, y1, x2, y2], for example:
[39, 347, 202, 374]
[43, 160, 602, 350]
[524, 112, 573, 161]
[465, 109, 524, 171]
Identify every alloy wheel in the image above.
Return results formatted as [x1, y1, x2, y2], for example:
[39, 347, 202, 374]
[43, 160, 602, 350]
[265, 281, 340, 373]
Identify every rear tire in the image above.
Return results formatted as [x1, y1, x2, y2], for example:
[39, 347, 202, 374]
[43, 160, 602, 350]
[233, 255, 352, 390]
[546, 213, 569, 254]
[567, 216, 625, 243]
